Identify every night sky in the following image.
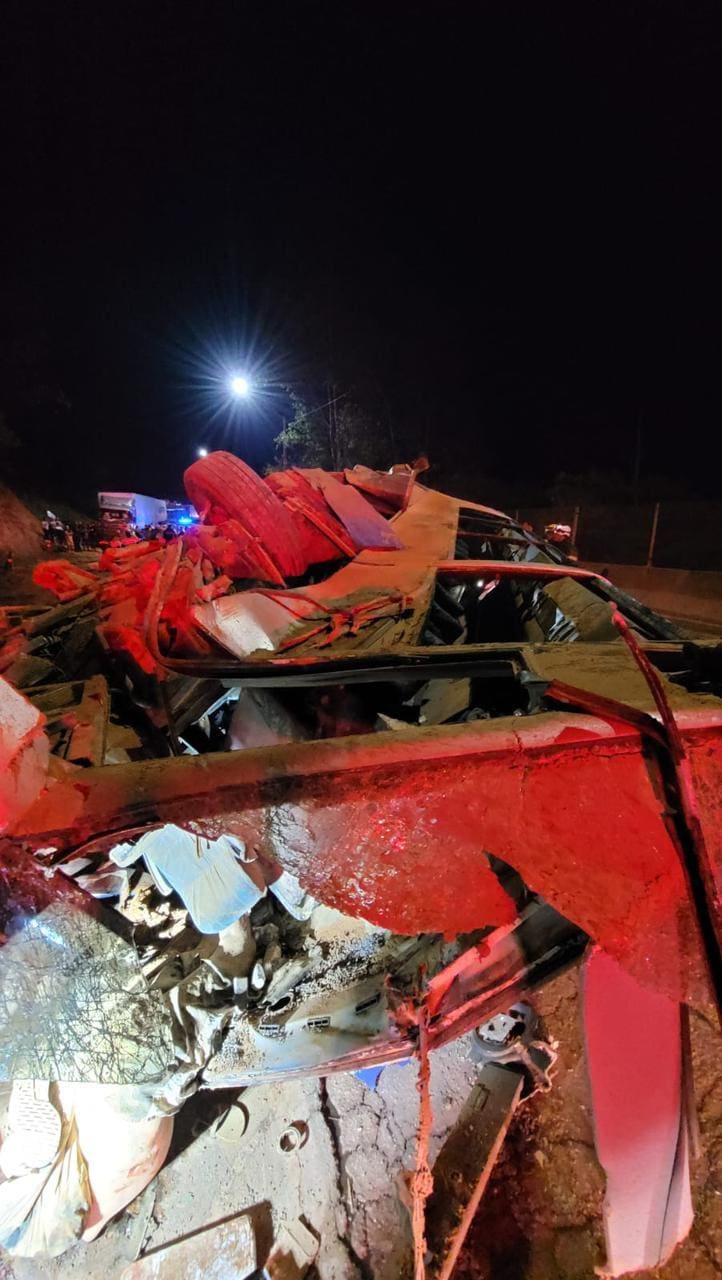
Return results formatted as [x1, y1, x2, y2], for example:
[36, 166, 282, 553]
[3, 2, 722, 507]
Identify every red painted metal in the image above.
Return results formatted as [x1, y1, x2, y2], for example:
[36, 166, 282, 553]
[300, 469, 405, 551]
[13, 706, 722, 1008]
[585, 948, 693, 1274]
[612, 611, 722, 1022]
[266, 469, 357, 562]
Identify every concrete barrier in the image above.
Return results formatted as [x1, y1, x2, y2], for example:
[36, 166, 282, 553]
[584, 562, 722, 631]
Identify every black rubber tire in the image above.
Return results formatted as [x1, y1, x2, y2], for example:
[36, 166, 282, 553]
[184, 451, 306, 578]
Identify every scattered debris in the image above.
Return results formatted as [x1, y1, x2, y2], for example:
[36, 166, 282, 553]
[122, 1210, 256, 1279]
[263, 1217, 318, 1280]
[278, 1122, 309, 1154]
[0, 450, 719, 1271]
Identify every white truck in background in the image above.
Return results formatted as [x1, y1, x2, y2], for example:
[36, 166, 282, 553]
[98, 491, 168, 533]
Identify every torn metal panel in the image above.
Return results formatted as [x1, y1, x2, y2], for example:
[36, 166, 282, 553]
[14, 706, 722, 1005]
[3, 654, 57, 688]
[521, 640, 722, 713]
[0, 676, 47, 776]
[343, 464, 415, 506]
[205, 905, 585, 1087]
[0, 675, 49, 835]
[183, 484, 459, 669]
[406, 677, 472, 725]
[299, 468, 405, 551]
[24, 592, 98, 638]
[192, 582, 418, 661]
[208, 971, 394, 1086]
[266, 468, 358, 562]
[533, 575, 619, 642]
[436, 557, 602, 581]
[66, 675, 110, 766]
[584, 948, 693, 1275]
[205, 922, 436, 1088]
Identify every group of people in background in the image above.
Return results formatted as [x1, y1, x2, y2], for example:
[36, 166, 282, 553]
[41, 517, 182, 552]
[41, 517, 101, 551]
[135, 524, 178, 543]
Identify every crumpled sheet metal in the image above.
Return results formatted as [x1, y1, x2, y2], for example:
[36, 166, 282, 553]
[585, 948, 693, 1275]
[192, 482, 458, 661]
[207, 968, 393, 1086]
[344, 464, 511, 522]
[0, 900, 175, 1084]
[13, 707, 722, 1008]
[299, 468, 405, 551]
[265, 468, 357, 563]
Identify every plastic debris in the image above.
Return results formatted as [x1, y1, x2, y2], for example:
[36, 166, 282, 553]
[0, 1081, 62, 1179]
[60, 1083, 174, 1243]
[0, 1114, 91, 1258]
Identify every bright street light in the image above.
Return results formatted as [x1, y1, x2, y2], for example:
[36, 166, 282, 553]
[229, 374, 251, 398]
[197, 446, 208, 457]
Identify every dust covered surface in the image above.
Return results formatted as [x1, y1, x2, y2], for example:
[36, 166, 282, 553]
[455, 969, 722, 1280]
[3, 973, 721, 1280]
[3, 1037, 479, 1279]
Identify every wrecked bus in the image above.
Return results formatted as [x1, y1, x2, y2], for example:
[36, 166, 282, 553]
[1, 452, 720, 1274]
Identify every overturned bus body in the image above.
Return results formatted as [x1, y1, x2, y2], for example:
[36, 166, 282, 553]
[1, 453, 721, 1274]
